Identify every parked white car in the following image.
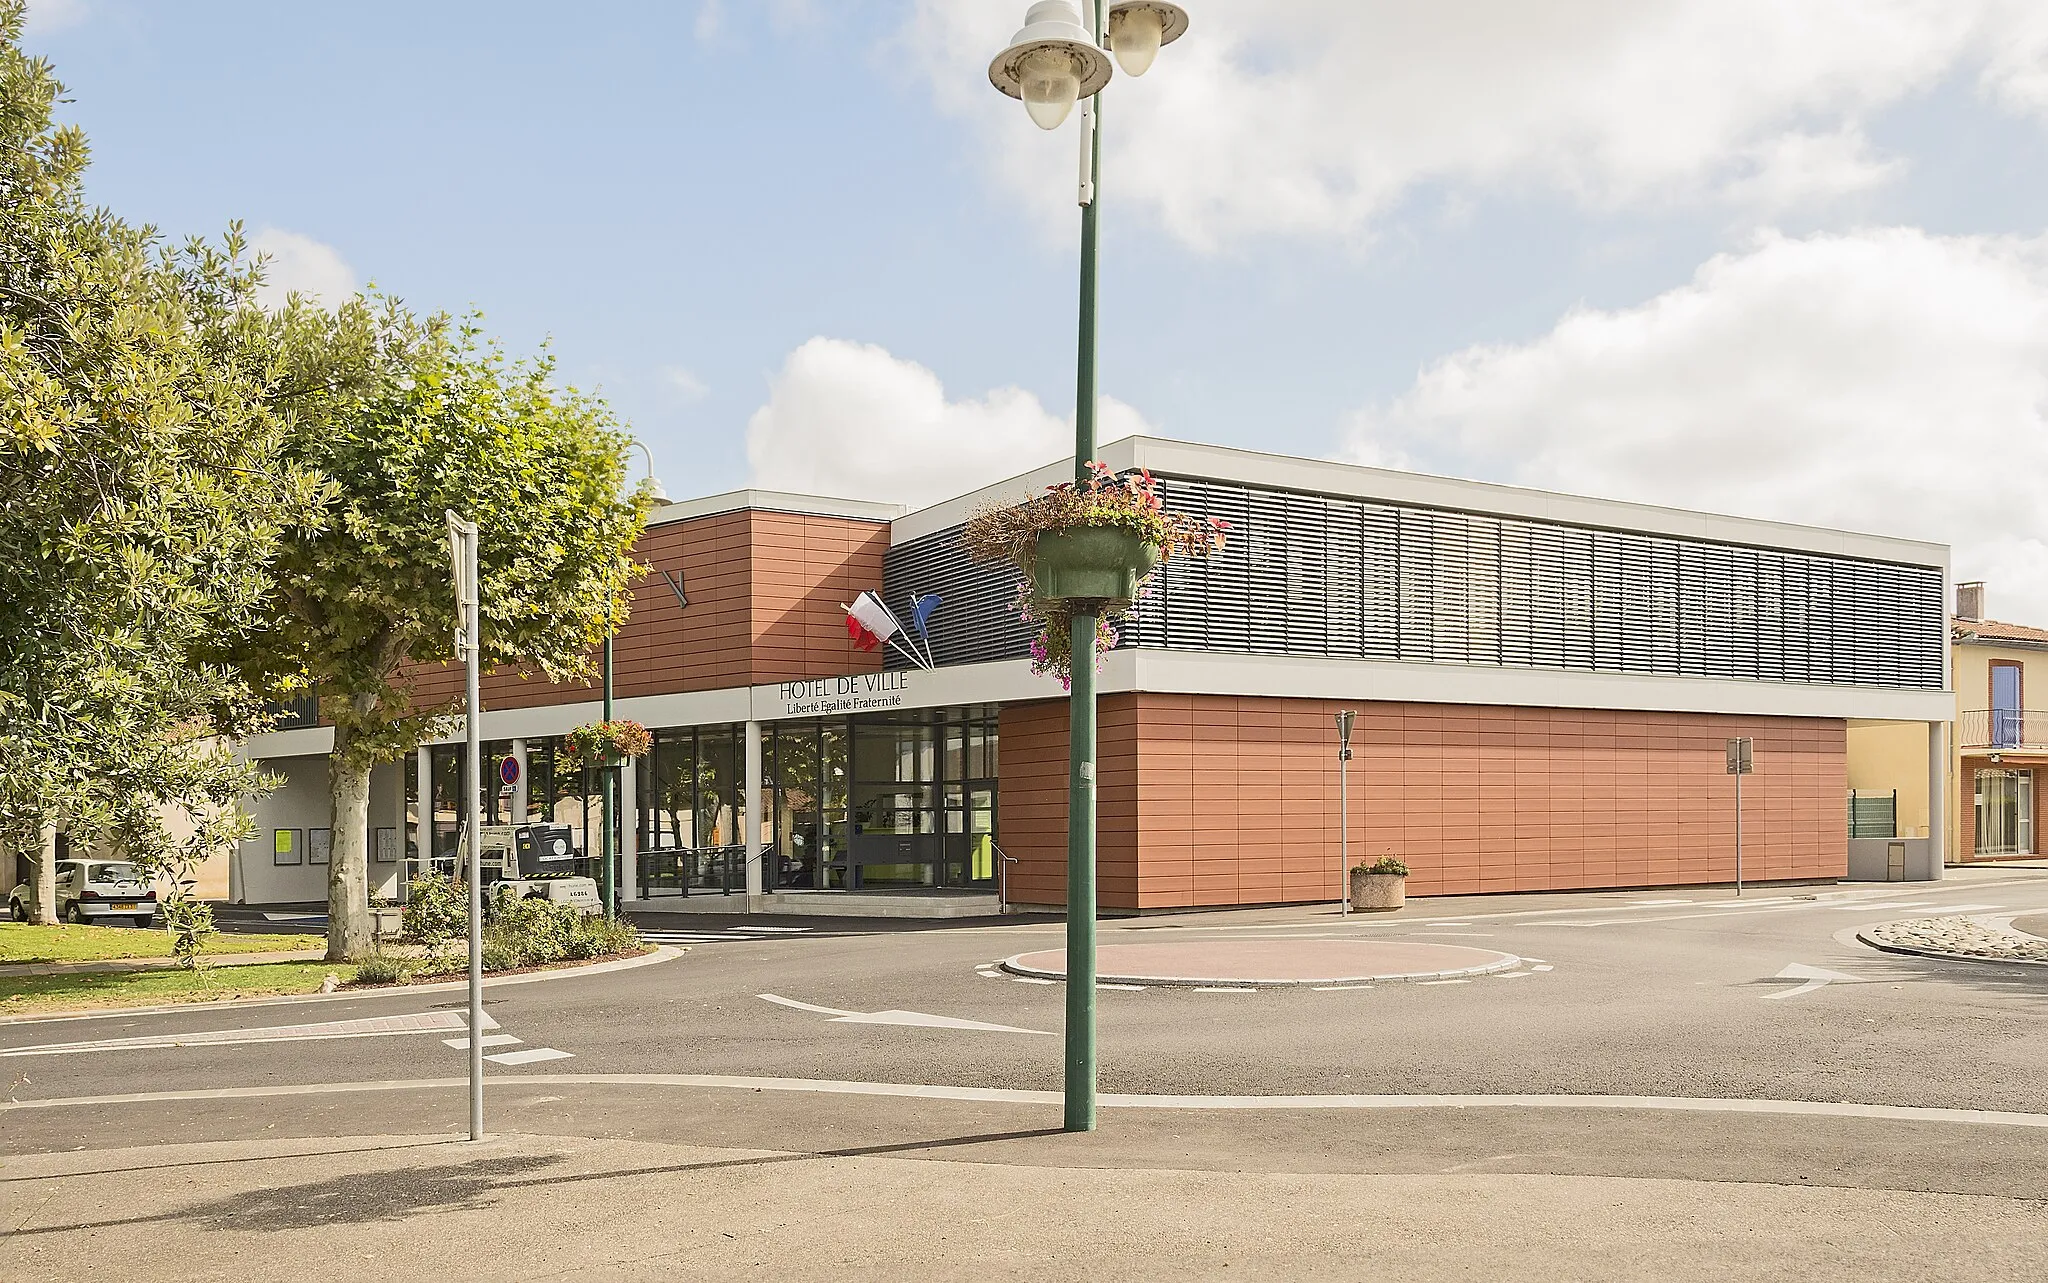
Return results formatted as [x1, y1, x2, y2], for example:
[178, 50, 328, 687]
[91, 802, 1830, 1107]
[7, 860, 158, 927]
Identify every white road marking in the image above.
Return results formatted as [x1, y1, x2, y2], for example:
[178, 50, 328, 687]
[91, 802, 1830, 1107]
[1764, 963, 1864, 1001]
[1098, 983, 1147, 991]
[1311, 985, 1374, 991]
[976, 970, 1001, 979]
[0, 1009, 496, 1058]
[727, 926, 813, 934]
[1530, 965, 1554, 972]
[1411, 932, 1495, 937]
[1520, 957, 1548, 964]
[1420, 920, 1473, 926]
[1418, 979, 1470, 986]
[1192, 987, 1254, 993]
[1494, 972, 1534, 979]
[485, 1047, 575, 1065]
[441, 1034, 521, 1050]
[32, 1078, 2048, 1132]
[756, 993, 1049, 1035]
[1010, 976, 1057, 985]
[1830, 900, 1932, 912]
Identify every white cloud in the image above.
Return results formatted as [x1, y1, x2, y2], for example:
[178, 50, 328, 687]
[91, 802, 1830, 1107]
[250, 228, 357, 311]
[22, 0, 89, 35]
[1343, 226, 2048, 623]
[905, 0, 2048, 249]
[660, 364, 709, 403]
[693, 0, 721, 44]
[745, 337, 1151, 508]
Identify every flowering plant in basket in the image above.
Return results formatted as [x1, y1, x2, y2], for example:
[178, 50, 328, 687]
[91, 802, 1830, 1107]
[562, 719, 651, 767]
[963, 463, 1228, 687]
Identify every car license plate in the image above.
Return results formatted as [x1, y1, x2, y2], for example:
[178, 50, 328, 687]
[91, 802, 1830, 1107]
[112, 903, 137, 912]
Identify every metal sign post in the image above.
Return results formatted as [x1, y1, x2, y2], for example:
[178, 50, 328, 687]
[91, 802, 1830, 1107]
[447, 511, 484, 1142]
[1725, 737, 1754, 897]
[1336, 710, 1356, 915]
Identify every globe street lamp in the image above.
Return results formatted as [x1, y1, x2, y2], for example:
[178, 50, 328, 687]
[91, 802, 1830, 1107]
[988, 0, 1189, 1134]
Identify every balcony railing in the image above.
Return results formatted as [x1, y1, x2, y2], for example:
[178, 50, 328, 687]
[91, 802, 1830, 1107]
[1959, 709, 2048, 751]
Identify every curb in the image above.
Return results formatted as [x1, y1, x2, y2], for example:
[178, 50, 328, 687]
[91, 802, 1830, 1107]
[0, 944, 684, 1027]
[1855, 929, 2048, 969]
[997, 950, 1523, 988]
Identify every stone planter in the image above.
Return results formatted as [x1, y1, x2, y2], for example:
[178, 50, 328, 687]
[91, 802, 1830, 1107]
[370, 905, 405, 942]
[1031, 527, 1161, 607]
[1349, 870, 1406, 911]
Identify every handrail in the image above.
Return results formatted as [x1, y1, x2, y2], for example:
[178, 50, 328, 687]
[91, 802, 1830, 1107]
[992, 841, 1020, 915]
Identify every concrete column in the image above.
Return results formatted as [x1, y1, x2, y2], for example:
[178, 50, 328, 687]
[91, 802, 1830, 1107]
[414, 747, 431, 879]
[744, 720, 764, 900]
[510, 738, 529, 825]
[1928, 720, 1948, 877]
[620, 757, 639, 903]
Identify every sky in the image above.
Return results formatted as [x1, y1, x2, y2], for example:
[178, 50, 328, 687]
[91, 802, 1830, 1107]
[23, 0, 2048, 621]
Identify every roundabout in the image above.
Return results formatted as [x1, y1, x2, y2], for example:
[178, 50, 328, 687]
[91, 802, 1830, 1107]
[999, 937, 1522, 987]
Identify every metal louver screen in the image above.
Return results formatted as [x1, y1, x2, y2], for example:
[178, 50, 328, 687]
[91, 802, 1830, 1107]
[881, 476, 1947, 690]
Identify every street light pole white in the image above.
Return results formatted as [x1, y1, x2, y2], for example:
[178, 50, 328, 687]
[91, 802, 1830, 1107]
[1336, 710, 1355, 915]
[446, 510, 484, 1142]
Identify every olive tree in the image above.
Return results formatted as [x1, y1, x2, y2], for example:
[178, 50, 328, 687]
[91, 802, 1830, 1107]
[249, 301, 647, 960]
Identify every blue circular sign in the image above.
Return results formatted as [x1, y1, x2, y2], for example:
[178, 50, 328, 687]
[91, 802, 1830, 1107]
[499, 757, 521, 786]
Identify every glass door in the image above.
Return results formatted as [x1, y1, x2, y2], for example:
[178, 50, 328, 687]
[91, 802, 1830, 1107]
[1975, 769, 2035, 855]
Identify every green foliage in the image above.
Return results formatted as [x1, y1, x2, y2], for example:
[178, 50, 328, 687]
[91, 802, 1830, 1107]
[479, 937, 521, 973]
[402, 873, 467, 956]
[159, 894, 215, 970]
[1356, 855, 1410, 877]
[964, 463, 1228, 686]
[482, 886, 639, 968]
[563, 719, 651, 768]
[239, 293, 650, 958]
[349, 951, 413, 985]
[0, 1, 317, 897]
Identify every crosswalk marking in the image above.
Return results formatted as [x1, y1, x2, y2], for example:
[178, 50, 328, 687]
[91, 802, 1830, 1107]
[441, 1034, 522, 1050]
[638, 925, 820, 946]
[486, 1046, 575, 1066]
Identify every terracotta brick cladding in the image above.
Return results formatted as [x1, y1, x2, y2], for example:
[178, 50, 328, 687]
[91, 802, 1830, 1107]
[1000, 693, 1848, 910]
[400, 509, 889, 713]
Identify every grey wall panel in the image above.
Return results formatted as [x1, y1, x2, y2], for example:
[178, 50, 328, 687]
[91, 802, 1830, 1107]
[883, 475, 1946, 691]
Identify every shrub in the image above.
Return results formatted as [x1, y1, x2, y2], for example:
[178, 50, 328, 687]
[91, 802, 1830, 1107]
[351, 952, 413, 985]
[480, 938, 522, 972]
[1356, 855, 1410, 877]
[565, 914, 641, 960]
[404, 874, 468, 953]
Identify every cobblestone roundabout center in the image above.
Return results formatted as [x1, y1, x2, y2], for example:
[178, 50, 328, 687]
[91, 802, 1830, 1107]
[1001, 938, 1521, 987]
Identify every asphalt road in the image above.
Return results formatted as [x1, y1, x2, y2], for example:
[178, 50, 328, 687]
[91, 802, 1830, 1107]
[4, 869, 2046, 1278]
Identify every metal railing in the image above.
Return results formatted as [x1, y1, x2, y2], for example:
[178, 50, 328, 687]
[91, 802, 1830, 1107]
[636, 844, 746, 897]
[1847, 790, 1897, 839]
[1958, 709, 2048, 750]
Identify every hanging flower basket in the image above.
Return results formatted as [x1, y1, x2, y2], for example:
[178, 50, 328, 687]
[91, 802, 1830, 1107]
[563, 719, 651, 768]
[964, 462, 1228, 687]
[1031, 526, 1161, 606]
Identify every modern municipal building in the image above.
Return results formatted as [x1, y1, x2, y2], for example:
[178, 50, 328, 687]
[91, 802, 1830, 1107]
[236, 437, 1956, 913]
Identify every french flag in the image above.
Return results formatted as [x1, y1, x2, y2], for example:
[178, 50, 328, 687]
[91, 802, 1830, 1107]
[843, 592, 900, 653]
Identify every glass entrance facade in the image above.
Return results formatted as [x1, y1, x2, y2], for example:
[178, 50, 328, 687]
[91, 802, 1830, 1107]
[631, 705, 998, 896]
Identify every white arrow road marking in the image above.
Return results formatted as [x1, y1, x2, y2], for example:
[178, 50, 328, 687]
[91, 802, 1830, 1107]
[1764, 963, 1865, 1001]
[1, 1009, 496, 1058]
[757, 993, 1049, 1035]
[485, 1047, 575, 1065]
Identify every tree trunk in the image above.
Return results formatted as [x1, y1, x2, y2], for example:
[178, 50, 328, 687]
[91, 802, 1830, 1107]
[326, 723, 374, 961]
[33, 819, 58, 925]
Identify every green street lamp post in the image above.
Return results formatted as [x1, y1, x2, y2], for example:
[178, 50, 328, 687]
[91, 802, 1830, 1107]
[601, 443, 668, 917]
[987, 0, 1189, 1134]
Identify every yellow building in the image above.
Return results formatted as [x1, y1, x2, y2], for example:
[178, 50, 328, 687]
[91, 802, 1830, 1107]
[1849, 582, 2045, 864]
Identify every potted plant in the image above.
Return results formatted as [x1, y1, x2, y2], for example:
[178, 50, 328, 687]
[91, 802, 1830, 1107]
[563, 719, 652, 769]
[963, 462, 1229, 687]
[1350, 855, 1409, 911]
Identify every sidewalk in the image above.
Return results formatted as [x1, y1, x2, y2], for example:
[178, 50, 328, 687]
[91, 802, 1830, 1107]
[3, 1131, 2042, 1282]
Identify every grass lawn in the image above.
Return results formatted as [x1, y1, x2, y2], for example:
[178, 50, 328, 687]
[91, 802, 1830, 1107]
[0, 922, 318, 965]
[0, 961, 357, 1017]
